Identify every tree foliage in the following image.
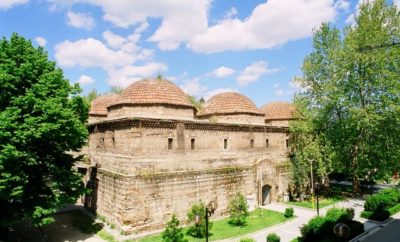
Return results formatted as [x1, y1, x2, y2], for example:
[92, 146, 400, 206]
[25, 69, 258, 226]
[0, 34, 88, 228]
[294, 0, 400, 194]
[162, 214, 188, 242]
[186, 201, 212, 238]
[228, 193, 249, 226]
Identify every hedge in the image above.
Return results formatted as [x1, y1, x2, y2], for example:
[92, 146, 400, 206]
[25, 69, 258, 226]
[361, 188, 400, 221]
[299, 208, 363, 242]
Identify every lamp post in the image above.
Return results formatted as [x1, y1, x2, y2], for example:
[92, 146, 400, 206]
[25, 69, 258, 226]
[195, 200, 218, 242]
[315, 182, 320, 216]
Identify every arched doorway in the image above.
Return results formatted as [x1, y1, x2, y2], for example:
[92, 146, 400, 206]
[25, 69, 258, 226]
[262, 185, 271, 205]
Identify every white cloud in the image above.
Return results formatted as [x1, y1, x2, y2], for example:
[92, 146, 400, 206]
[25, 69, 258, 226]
[334, 0, 350, 11]
[55, 38, 133, 68]
[395, 0, 400, 8]
[134, 21, 149, 33]
[35, 36, 47, 46]
[212, 66, 235, 78]
[102, 30, 126, 49]
[76, 75, 95, 85]
[55, 37, 165, 87]
[188, 0, 339, 53]
[0, 0, 28, 10]
[223, 7, 238, 19]
[236, 61, 281, 86]
[205, 88, 236, 100]
[274, 89, 285, 96]
[180, 78, 206, 97]
[107, 63, 167, 87]
[66, 11, 95, 30]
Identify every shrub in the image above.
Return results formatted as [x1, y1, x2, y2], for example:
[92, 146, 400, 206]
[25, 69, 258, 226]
[299, 208, 363, 242]
[266, 232, 280, 242]
[360, 211, 373, 219]
[240, 238, 255, 242]
[388, 203, 400, 215]
[284, 208, 294, 218]
[364, 188, 400, 212]
[186, 201, 212, 238]
[347, 221, 365, 238]
[162, 214, 187, 242]
[228, 193, 249, 226]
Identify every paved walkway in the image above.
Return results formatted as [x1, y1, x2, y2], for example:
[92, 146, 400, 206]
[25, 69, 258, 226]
[218, 198, 372, 242]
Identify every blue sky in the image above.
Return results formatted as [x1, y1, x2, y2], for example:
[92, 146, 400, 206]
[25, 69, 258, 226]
[1, 0, 397, 106]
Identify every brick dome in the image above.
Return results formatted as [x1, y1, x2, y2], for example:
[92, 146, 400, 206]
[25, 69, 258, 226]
[113, 79, 194, 108]
[198, 92, 263, 117]
[89, 93, 120, 116]
[261, 101, 295, 120]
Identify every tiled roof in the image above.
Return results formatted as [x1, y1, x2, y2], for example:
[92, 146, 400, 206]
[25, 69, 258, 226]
[198, 92, 264, 116]
[113, 79, 194, 108]
[89, 94, 120, 116]
[261, 101, 295, 120]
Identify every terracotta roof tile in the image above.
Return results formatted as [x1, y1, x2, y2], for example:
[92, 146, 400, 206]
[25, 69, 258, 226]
[198, 92, 263, 116]
[261, 101, 295, 120]
[113, 79, 194, 108]
[89, 94, 120, 116]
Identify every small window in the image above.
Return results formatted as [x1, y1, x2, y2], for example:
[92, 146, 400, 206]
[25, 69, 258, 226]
[168, 138, 173, 150]
[112, 137, 115, 148]
[266, 139, 269, 148]
[286, 139, 289, 149]
[224, 139, 228, 149]
[191, 138, 195, 150]
[250, 139, 254, 148]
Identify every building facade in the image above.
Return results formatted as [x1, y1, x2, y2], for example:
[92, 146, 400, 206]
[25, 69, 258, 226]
[81, 79, 295, 234]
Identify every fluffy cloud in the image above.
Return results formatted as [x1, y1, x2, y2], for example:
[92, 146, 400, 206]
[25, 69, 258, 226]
[212, 66, 235, 78]
[188, 0, 339, 53]
[236, 61, 281, 86]
[55, 38, 133, 68]
[76, 75, 95, 85]
[395, 0, 400, 7]
[55, 37, 165, 87]
[0, 0, 28, 10]
[66, 11, 95, 30]
[180, 78, 206, 97]
[205, 88, 236, 100]
[35, 36, 47, 46]
[223, 7, 238, 19]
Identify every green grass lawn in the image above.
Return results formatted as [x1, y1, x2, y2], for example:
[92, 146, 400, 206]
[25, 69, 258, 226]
[135, 209, 292, 242]
[284, 195, 344, 209]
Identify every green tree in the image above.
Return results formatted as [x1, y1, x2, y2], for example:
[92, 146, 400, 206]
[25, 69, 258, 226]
[228, 193, 249, 226]
[84, 89, 100, 104]
[289, 95, 332, 197]
[0, 34, 88, 230]
[162, 214, 187, 242]
[186, 201, 212, 238]
[109, 86, 123, 94]
[298, 0, 400, 194]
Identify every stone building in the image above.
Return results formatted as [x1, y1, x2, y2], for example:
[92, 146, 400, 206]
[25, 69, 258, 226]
[81, 79, 295, 234]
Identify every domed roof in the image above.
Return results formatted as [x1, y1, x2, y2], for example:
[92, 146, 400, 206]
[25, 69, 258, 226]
[261, 101, 295, 120]
[113, 79, 194, 108]
[89, 93, 120, 116]
[198, 92, 263, 116]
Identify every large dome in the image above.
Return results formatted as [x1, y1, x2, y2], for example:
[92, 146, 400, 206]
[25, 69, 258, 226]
[198, 92, 263, 117]
[113, 79, 194, 108]
[89, 93, 120, 116]
[261, 101, 295, 120]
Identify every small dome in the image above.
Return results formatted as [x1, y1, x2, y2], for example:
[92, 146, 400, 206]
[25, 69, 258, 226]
[198, 92, 263, 116]
[89, 94, 120, 116]
[261, 101, 295, 120]
[113, 79, 194, 108]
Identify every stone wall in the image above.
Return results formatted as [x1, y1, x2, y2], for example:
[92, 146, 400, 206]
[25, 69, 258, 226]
[107, 104, 195, 120]
[197, 113, 265, 125]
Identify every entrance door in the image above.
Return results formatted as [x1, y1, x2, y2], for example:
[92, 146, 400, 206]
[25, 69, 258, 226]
[262, 185, 271, 205]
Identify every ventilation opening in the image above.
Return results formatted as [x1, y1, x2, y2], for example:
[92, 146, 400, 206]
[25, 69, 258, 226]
[168, 138, 173, 150]
[250, 139, 254, 148]
[191, 138, 195, 150]
[286, 138, 289, 149]
[224, 139, 228, 149]
[266, 139, 269, 148]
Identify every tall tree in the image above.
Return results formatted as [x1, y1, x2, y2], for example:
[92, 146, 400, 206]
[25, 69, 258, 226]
[297, 0, 400, 194]
[0, 34, 88, 230]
